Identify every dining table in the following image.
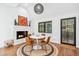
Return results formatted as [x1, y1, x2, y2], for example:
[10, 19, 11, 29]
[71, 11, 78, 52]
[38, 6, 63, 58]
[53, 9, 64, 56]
[30, 35, 45, 50]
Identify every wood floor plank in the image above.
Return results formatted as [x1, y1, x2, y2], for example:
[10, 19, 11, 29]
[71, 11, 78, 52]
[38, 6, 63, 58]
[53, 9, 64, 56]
[0, 43, 79, 56]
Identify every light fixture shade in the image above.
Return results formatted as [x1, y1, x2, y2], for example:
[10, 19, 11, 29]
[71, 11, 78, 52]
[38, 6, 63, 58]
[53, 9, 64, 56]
[34, 3, 44, 14]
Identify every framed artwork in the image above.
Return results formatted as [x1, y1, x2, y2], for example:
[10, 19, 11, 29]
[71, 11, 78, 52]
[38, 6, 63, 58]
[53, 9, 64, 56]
[18, 15, 28, 26]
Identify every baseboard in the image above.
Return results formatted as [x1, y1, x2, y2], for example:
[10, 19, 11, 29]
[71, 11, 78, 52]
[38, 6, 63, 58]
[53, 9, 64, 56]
[76, 45, 79, 48]
[0, 45, 5, 49]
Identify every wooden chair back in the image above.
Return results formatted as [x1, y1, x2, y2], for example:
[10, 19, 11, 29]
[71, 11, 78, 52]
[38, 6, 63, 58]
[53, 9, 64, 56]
[26, 37, 33, 45]
[46, 36, 51, 44]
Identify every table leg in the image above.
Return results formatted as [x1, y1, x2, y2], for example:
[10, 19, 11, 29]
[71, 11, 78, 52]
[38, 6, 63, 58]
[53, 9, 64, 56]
[33, 38, 42, 50]
[37, 39, 39, 49]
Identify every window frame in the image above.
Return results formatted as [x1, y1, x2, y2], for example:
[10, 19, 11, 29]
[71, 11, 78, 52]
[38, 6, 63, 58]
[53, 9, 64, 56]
[38, 21, 52, 33]
[38, 22, 45, 33]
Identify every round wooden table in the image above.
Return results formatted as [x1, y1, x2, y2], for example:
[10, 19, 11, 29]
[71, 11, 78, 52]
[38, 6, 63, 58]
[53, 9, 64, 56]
[30, 35, 45, 50]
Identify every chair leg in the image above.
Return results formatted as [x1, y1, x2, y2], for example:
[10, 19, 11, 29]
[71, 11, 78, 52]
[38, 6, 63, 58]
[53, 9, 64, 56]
[45, 45, 47, 53]
[42, 45, 43, 49]
[30, 49, 32, 54]
[30, 45, 33, 54]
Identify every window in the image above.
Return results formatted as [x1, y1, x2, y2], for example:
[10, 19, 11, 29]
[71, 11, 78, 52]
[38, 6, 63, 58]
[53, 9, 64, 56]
[38, 21, 52, 33]
[38, 22, 45, 33]
[45, 21, 52, 33]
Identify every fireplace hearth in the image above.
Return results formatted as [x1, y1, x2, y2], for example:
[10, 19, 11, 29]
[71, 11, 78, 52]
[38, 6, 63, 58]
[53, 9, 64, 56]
[17, 31, 28, 39]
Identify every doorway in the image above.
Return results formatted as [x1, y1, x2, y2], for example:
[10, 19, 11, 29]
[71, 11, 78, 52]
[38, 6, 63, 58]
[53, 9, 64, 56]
[61, 17, 76, 46]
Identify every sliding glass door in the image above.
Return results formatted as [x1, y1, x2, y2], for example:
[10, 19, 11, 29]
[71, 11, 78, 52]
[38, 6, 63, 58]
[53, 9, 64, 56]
[61, 17, 76, 46]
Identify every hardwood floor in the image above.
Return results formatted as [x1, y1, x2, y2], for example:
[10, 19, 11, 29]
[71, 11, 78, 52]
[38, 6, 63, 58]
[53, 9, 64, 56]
[52, 43, 79, 56]
[0, 43, 79, 56]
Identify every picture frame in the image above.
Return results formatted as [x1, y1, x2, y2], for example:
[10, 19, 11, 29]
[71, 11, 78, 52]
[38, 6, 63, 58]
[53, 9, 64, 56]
[18, 15, 28, 26]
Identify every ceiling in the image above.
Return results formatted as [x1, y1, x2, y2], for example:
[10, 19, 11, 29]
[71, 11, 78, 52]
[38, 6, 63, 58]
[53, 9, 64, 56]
[4, 3, 79, 20]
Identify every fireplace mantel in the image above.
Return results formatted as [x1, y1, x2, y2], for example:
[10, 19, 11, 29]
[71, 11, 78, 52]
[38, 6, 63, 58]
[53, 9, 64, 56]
[14, 26, 31, 45]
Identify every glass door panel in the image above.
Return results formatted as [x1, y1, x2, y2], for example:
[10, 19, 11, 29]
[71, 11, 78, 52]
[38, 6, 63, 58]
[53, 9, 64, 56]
[61, 17, 76, 46]
[62, 20, 68, 43]
[67, 19, 74, 44]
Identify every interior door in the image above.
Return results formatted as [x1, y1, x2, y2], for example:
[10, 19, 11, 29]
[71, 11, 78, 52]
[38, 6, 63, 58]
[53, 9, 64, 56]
[61, 17, 76, 46]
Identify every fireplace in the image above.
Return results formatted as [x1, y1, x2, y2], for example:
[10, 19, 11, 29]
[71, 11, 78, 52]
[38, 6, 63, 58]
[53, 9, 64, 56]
[17, 31, 28, 39]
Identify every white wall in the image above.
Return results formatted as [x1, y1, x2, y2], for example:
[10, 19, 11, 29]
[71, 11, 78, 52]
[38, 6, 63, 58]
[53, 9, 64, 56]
[0, 4, 31, 47]
[30, 13, 79, 48]
[76, 16, 79, 48]
[32, 13, 79, 48]
[0, 3, 79, 48]
[28, 3, 79, 48]
[27, 3, 79, 20]
[0, 4, 17, 48]
[52, 13, 79, 46]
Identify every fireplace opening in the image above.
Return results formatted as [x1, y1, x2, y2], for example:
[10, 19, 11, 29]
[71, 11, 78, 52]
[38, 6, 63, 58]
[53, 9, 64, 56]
[17, 31, 28, 39]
